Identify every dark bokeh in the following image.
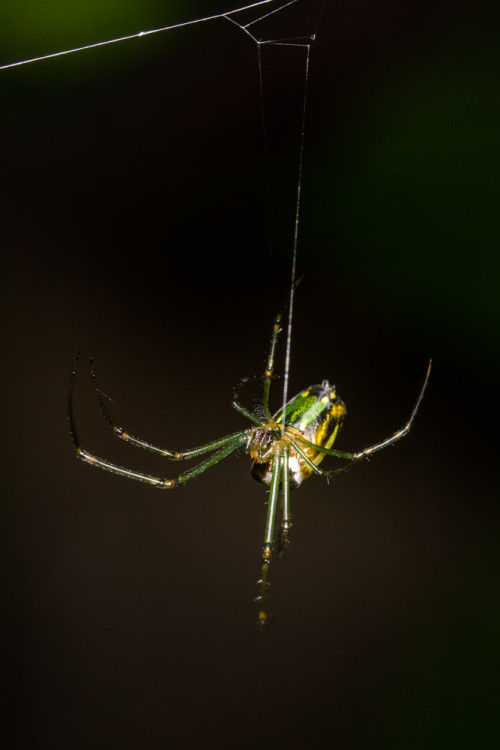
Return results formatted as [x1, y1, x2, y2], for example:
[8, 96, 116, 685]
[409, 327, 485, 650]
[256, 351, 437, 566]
[3, 1, 499, 747]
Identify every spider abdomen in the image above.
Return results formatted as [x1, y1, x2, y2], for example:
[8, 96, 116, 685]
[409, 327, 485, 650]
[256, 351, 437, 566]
[250, 381, 346, 489]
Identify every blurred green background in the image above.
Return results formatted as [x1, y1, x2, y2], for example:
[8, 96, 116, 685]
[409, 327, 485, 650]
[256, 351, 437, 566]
[2, 1, 498, 748]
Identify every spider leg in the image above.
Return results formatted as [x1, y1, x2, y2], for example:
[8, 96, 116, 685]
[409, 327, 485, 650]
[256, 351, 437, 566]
[232, 375, 264, 425]
[289, 434, 353, 463]
[262, 311, 282, 420]
[289, 437, 352, 478]
[73, 433, 248, 488]
[232, 310, 282, 424]
[84, 353, 248, 459]
[75, 437, 246, 487]
[289, 360, 432, 478]
[349, 359, 432, 461]
[68, 353, 251, 486]
[278, 449, 291, 557]
[256, 453, 282, 627]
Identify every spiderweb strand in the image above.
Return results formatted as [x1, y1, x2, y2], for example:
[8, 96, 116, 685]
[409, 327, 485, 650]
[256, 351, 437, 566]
[2, 0, 316, 430]
[223, 8, 315, 431]
[0, 0, 275, 70]
[242, 0, 297, 29]
[256, 43, 277, 292]
[280, 43, 311, 429]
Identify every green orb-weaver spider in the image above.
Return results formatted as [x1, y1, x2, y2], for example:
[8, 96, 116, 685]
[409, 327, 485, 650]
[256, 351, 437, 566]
[68, 312, 431, 626]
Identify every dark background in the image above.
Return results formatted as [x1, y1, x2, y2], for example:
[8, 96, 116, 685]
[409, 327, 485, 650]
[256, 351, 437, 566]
[2, 1, 499, 747]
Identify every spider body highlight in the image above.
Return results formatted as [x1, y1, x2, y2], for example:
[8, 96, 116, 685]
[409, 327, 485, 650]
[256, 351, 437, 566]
[68, 311, 431, 626]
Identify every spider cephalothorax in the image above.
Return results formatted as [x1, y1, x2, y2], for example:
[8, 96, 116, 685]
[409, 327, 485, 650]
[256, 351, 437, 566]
[69, 311, 430, 626]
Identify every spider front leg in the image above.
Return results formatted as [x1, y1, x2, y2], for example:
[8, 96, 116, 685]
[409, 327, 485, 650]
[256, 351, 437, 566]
[84, 353, 247, 459]
[68, 352, 251, 487]
[262, 311, 282, 420]
[73, 436, 247, 488]
[350, 360, 432, 461]
[232, 375, 264, 426]
[290, 359, 432, 479]
[260, 280, 302, 420]
[232, 311, 282, 424]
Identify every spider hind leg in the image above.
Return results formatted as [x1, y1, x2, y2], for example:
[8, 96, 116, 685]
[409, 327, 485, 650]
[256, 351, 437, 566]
[256, 446, 292, 626]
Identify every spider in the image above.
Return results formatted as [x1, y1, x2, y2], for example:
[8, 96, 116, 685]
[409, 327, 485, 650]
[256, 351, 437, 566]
[68, 312, 431, 626]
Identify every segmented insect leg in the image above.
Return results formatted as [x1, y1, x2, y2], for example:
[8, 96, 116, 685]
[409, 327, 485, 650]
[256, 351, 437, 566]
[256, 455, 282, 627]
